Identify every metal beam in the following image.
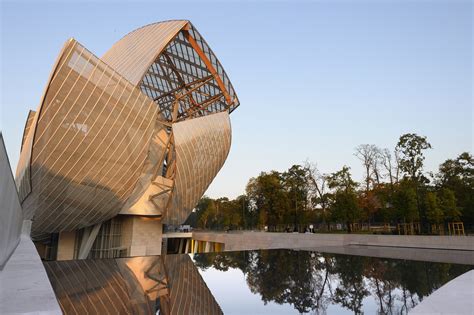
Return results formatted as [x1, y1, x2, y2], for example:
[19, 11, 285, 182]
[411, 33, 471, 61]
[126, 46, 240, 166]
[182, 29, 232, 105]
[154, 75, 213, 101]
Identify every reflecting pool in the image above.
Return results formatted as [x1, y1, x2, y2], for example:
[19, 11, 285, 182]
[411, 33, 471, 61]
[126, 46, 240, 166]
[43, 249, 472, 315]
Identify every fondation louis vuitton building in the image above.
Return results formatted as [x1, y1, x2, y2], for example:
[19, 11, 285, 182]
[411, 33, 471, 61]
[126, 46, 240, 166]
[15, 20, 239, 260]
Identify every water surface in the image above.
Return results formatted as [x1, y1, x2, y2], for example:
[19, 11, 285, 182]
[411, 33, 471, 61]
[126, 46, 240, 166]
[44, 249, 472, 314]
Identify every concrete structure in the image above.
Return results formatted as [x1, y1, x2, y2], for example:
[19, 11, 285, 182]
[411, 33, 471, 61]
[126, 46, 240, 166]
[14, 20, 240, 260]
[180, 231, 474, 264]
[0, 235, 62, 315]
[159, 231, 474, 263]
[411, 270, 474, 315]
[0, 134, 61, 314]
[191, 231, 474, 251]
[0, 133, 23, 268]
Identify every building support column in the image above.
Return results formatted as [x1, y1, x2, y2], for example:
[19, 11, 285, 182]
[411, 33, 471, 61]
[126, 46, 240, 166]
[178, 239, 184, 253]
[184, 239, 190, 253]
[77, 223, 102, 259]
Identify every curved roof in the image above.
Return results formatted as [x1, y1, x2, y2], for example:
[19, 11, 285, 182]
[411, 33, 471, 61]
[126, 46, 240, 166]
[102, 20, 188, 86]
[17, 39, 159, 237]
[166, 111, 231, 225]
[102, 20, 239, 120]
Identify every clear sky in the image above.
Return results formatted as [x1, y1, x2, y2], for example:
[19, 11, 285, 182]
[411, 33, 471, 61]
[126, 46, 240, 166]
[1, 0, 472, 199]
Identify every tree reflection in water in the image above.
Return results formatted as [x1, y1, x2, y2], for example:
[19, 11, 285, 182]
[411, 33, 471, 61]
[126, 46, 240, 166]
[193, 249, 472, 314]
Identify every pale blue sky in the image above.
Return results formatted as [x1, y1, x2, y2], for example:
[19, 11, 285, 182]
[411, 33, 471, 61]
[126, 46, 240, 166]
[1, 0, 472, 199]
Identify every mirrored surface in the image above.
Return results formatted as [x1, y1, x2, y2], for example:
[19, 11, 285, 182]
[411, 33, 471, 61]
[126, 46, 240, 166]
[44, 249, 473, 315]
[44, 254, 222, 315]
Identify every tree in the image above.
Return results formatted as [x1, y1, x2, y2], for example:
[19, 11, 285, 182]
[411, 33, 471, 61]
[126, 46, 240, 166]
[396, 133, 432, 181]
[218, 198, 242, 229]
[331, 190, 362, 231]
[235, 194, 254, 229]
[381, 148, 400, 187]
[282, 165, 310, 225]
[424, 192, 443, 225]
[437, 188, 460, 222]
[354, 144, 380, 193]
[396, 133, 432, 229]
[305, 162, 331, 225]
[327, 166, 358, 193]
[327, 166, 362, 232]
[392, 180, 419, 223]
[246, 171, 290, 228]
[195, 196, 217, 228]
[437, 152, 473, 223]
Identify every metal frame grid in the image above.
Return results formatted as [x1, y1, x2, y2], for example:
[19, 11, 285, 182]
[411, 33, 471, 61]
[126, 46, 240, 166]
[140, 23, 239, 122]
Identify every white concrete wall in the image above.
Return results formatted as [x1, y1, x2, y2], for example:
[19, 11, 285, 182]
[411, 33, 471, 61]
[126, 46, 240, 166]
[0, 134, 23, 269]
[0, 134, 61, 313]
[0, 235, 62, 314]
[411, 270, 474, 315]
[192, 231, 474, 252]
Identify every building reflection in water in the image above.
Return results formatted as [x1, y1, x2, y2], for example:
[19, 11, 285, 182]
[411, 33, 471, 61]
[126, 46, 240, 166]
[43, 254, 222, 315]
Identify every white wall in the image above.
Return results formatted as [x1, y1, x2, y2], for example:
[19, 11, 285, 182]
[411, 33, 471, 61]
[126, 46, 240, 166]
[0, 133, 23, 269]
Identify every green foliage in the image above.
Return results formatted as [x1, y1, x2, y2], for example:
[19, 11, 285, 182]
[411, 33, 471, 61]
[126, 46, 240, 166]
[437, 152, 473, 222]
[190, 134, 472, 233]
[194, 196, 243, 229]
[326, 166, 362, 229]
[424, 191, 443, 224]
[282, 165, 310, 224]
[246, 171, 290, 226]
[437, 188, 460, 221]
[392, 180, 419, 223]
[396, 133, 432, 180]
[195, 196, 217, 228]
[327, 166, 358, 193]
[332, 191, 362, 226]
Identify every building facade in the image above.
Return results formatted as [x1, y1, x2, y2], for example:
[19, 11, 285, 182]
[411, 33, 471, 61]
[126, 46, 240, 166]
[15, 20, 239, 260]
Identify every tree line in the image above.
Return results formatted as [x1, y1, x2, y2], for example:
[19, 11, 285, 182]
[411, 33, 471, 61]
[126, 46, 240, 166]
[188, 133, 473, 234]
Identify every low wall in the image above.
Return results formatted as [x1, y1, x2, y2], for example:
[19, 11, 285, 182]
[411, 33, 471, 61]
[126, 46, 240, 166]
[192, 231, 474, 252]
[0, 235, 62, 315]
[0, 133, 23, 269]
